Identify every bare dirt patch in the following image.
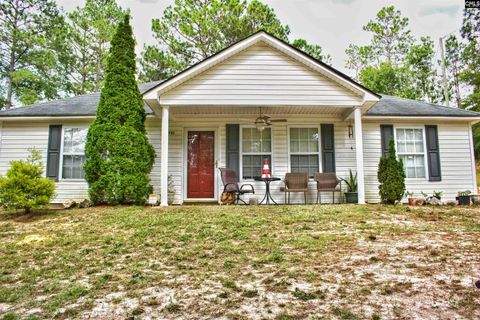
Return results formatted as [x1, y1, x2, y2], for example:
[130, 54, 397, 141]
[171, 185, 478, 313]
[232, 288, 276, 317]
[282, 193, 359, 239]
[0, 205, 479, 319]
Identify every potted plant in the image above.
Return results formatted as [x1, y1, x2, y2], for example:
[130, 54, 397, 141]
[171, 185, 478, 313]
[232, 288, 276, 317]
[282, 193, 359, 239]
[456, 190, 471, 205]
[471, 194, 480, 205]
[405, 191, 416, 206]
[342, 170, 358, 204]
[433, 190, 443, 201]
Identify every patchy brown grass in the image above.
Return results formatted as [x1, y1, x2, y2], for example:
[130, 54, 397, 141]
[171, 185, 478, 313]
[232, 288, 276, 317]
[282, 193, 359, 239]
[0, 204, 479, 319]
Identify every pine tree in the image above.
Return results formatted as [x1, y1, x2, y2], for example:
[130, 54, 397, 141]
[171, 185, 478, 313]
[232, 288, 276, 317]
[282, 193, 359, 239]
[0, 0, 68, 108]
[66, 0, 125, 95]
[84, 14, 155, 205]
[378, 139, 406, 204]
[139, 0, 329, 82]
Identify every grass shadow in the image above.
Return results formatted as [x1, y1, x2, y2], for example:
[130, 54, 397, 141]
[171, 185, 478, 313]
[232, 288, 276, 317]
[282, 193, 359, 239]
[0, 208, 66, 223]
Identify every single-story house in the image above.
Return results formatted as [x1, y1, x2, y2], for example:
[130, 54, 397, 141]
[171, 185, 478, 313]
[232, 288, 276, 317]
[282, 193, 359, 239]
[0, 31, 478, 205]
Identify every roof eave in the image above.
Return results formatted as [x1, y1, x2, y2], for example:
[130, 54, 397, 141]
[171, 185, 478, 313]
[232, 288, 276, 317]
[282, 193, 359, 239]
[363, 115, 480, 122]
[0, 114, 156, 121]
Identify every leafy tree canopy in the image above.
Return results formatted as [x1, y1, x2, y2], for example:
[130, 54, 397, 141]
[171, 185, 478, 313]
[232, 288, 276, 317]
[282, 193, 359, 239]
[460, 9, 480, 112]
[363, 5, 414, 65]
[346, 5, 440, 102]
[0, 0, 68, 108]
[291, 38, 331, 64]
[139, 0, 330, 81]
[444, 35, 465, 108]
[66, 0, 126, 95]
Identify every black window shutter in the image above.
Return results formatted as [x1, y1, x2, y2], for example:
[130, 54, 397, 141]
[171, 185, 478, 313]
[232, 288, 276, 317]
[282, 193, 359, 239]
[321, 124, 335, 173]
[225, 124, 240, 176]
[380, 125, 394, 157]
[46, 125, 62, 181]
[425, 125, 441, 181]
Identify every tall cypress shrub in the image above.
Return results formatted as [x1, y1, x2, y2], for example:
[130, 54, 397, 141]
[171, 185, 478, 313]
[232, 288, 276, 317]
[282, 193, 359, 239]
[84, 14, 155, 205]
[378, 139, 406, 204]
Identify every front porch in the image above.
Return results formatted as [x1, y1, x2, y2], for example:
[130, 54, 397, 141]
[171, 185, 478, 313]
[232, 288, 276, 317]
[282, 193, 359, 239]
[140, 31, 380, 205]
[154, 105, 367, 206]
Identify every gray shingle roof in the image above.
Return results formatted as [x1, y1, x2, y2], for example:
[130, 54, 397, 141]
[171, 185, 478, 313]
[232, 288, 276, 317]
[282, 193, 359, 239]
[0, 81, 163, 117]
[366, 95, 480, 117]
[1, 85, 479, 118]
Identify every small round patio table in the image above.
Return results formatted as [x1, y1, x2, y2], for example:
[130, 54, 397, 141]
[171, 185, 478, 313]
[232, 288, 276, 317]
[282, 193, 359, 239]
[254, 176, 281, 205]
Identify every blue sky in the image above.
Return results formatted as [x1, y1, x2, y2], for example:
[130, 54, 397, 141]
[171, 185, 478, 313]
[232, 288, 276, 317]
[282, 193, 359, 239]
[58, 0, 465, 75]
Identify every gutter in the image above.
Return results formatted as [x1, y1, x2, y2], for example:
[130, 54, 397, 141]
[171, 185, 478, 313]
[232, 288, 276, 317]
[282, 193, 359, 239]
[0, 114, 157, 121]
[363, 116, 480, 123]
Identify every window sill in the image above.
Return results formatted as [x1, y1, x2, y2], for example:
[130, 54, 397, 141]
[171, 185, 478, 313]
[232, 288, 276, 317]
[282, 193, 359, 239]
[404, 177, 428, 181]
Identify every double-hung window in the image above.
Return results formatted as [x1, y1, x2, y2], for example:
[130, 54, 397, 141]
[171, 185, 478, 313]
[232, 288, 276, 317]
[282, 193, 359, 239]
[395, 128, 426, 178]
[289, 127, 320, 177]
[241, 127, 272, 180]
[62, 127, 87, 179]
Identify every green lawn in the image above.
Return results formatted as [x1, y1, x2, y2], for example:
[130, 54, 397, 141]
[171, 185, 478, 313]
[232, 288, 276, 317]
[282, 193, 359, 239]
[0, 205, 479, 319]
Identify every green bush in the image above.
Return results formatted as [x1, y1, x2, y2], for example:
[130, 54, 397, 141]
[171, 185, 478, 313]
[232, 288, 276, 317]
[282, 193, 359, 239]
[84, 15, 155, 205]
[378, 139, 406, 204]
[0, 149, 56, 213]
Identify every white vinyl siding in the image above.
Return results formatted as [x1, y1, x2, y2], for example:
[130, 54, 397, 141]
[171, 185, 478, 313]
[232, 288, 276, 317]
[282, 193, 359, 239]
[0, 119, 162, 203]
[160, 43, 362, 106]
[0, 118, 475, 205]
[363, 121, 476, 203]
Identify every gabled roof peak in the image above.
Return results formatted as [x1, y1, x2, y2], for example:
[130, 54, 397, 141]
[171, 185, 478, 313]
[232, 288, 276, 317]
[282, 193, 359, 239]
[142, 30, 380, 101]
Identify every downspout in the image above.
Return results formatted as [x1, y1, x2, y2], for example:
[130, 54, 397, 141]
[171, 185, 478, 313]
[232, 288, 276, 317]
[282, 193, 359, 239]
[468, 122, 477, 193]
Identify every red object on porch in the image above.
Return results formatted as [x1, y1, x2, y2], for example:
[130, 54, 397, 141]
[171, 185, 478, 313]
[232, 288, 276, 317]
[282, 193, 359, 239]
[187, 131, 215, 198]
[261, 158, 271, 178]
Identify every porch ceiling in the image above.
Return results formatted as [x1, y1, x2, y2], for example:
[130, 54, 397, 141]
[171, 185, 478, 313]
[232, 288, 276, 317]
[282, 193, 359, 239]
[169, 105, 350, 116]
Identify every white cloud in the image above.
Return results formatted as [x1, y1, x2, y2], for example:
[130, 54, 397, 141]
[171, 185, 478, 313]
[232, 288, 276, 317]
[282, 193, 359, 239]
[418, 4, 459, 18]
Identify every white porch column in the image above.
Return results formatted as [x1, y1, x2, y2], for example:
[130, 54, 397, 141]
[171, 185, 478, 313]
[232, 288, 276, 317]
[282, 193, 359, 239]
[160, 106, 169, 206]
[354, 107, 366, 204]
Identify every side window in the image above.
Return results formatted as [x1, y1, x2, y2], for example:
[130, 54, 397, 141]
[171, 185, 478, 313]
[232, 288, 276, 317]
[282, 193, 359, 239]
[62, 128, 87, 179]
[395, 128, 426, 178]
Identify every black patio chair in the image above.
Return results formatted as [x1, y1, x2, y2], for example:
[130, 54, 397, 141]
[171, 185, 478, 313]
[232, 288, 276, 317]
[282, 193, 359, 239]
[219, 168, 255, 204]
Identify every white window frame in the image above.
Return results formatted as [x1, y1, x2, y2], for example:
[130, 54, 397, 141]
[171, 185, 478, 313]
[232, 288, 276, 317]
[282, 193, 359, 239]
[393, 125, 429, 180]
[239, 126, 274, 181]
[287, 125, 322, 178]
[60, 126, 88, 181]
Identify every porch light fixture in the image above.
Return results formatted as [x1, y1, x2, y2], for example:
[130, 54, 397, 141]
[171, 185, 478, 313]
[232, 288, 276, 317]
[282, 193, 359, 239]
[255, 117, 267, 132]
[348, 124, 354, 139]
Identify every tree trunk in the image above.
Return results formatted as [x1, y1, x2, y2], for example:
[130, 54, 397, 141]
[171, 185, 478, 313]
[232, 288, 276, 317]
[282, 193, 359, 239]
[6, 67, 14, 109]
[6, 12, 18, 109]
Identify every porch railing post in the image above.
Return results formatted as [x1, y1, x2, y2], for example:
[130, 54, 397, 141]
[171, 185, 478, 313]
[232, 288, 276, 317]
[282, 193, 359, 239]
[354, 107, 365, 204]
[160, 105, 169, 206]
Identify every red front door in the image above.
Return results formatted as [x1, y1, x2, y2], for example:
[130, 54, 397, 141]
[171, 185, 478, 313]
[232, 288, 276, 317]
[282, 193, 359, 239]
[187, 131, 215, 198]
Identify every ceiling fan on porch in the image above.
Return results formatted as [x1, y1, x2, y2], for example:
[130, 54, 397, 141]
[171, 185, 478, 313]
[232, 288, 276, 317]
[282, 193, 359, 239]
[254, 107, 287, 131]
